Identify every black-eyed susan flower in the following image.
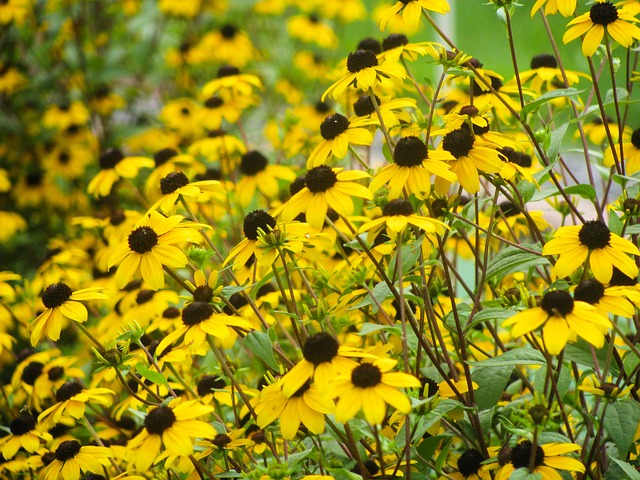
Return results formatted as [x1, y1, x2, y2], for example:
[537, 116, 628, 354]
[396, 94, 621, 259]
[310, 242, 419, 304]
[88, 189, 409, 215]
[87, 148, 154, 198]
[578, 375, 634, 399]
[144, 147, 205, 198]
[573, 277, 639, 317]
[531, 0, 576, 17]
[332, 357, 421, 425]
[41, 440, 113, 480]
[370, 135, 457, 199]
[582, 115, 631, 145]
[563, 1, 640, 57]
[256, 380, 334, 439]
[190, 24, 256, 68]
[280, 332, 364, 398]
[542, 220, 639, 283]
[29, 282, 107, 346]
[307, 113, 376, 168]
[378, 0, 450, 31]
[280, 166, 372, 230]
[379, 33, 439, 63]
[352, 93, 416, 129]
[434, 127, 505, 194]
[42, 101, 90, 132]
[322, 49, 405, 101]
[604, 127, 640, 174]
[503, 290, 611, 355]
[201, 65, 263, 99]
[360, 199, 448, 242]
[515, 54, 589, 94]
[160, 98, 205, 140]
[155, 301, 252, 355]
[37, 381, 114, 429]
[148, 171, 222, 213]
[287, 13, 338, 48]
[235, 150, 296, 207]
[494, 440, 585, 480]
[448, 449, 491, 480]
[127, 399, 216, 471]
[108, 211, 203, 290]
[0, 414, 51, 460]
[225, 210, 312, 278]
[0, 0, 30, 25]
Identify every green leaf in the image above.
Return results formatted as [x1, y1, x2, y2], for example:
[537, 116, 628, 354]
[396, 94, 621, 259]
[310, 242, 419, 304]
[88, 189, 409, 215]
[564, 340, 619, 375]
[416, 434, 449, 462]
[357, 322, 401, 336]
[609, 458, 640, 480]
[472, 365, 512, 410]
[466, 307, 519, 332]
[388, 238, 423, 277]
[547, 108, 570, 162]
[348, 281, 393, 313]
[486, 245, 548, 281]
[510, 470, 542, 480]
[467, 348, 546, 367]
[521, 88, 583, 118]
[135, 363, 168, 386]
[624, 224, 640, 235]
[604, 399, 640, 458]
[243, 331, 279, 371]
[531, 184, 596, 202]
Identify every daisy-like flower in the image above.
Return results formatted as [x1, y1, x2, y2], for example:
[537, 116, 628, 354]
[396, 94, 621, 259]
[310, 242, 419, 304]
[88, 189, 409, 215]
[604, 127, 640, 174]
[531, 0, 576, 17]
[29, 282, 107, 346]
[37, 381, 114, 429]
[148, 171, 222, 213]
[201, 65, 263, 99]
[352, 93, 416, 129]
[0, 414, 51, 460]
[87, 148, 154, 198]
[332, 357, 421, 425]
[108, 210, 203, 290]
[287, 14, 338, 49]
[379, 33, 439, 63]
[144, 147, 205, 197]
[370, 136, 456, 199]
[503, 290, 612, 355]
[256, 380, 335, 439]
[573, 277, 640, 317]
[563, 1, 640, 57]
[225, 210, 312, 272]
[155, 300, 252, 355]
[515, 53, 589, 94]
[578, 375, 634, 399]
[542, 220, 640, 283]
[235, 150, 296, 207]
[307, 113, 376, 168]
[127, 399, 217, 472]
[280, 332, 364, 398]
[495, 440, 585, 480]
[360, 199, 448, 242]
[41, 440, 113, 480]
[159, 98, 205, 140]
[448, 449, 491, 480]
[321, 49, 405, 101]
[280, 166, 372, 230]
[378, 0, 450, 31]
[434, 127, 505, 194]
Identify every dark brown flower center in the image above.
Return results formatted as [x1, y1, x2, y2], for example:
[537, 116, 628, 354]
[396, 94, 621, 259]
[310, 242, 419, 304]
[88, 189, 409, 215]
[394, 136, 427, 167]
[136, 289, 155, 305]
[320, 113, 350, 140]
[305, 166, 338, 193]
[181, 301, 214, 326]
[357, 37, 382, 54]
[353, 94, 379, 117]
[243, 210, 277, 240]
[212, 433, 232, 448]
[631, 129, 640, 149]
[382, 33, 408, 51]
[55, 440, 81, 461]
[457, 449, 485, 476]
[302, 332, 339, 365]
[154, 148, 178, 166]
[128, 226, 159, 254]
[160, 172, 189, 194]
[510, 440, 544, 469]
[56, 381, 84, 402]
[541, 290, 574, 317]
[573, 279, 605, 304]
[240, 151, 268, 176]
[10, 414, 36, 435]
[383, 199, 414, 217]
[578, 220, 611, 249]
[442, 128, 475, 158]
[220, 24, 238, 39]
[99, 148, 124, 169]
[530, 53, 557, 69]
[41, 282, 73, 308]
[193, 285, 214, 302]
[590, 2, 618, 25]
[197, 375, 226, 396]
[346, 49, 379, 73]
[351, 363, 382, 388]
[144, 406, 176, 435]
[22, 362, 44, 385]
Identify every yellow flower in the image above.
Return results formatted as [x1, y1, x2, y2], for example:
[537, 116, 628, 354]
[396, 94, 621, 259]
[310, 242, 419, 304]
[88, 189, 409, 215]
[287, 14, 338, 49]
[29, 282, 107, 346]
[234, 150, 296, 207]
[38, 381, 114, 429]
[531, 0, 576, 17]
[495, 441, 584, 480]
[542, 220, 639, 283]
[0, 414, 51, 460]
[563, 1, 640, 57]
[87, 148, 154, 198]
[148, 171, 222, 213]
[108, 211, 203, 290]
[280, 166, 372, 230]
[41, 440, 113, 480]
[322, 49, 405, 101]
[127, 399, 216, 471]
[378, 0, 450, 31]
[604, 127, 640, 174]
[503, 290, 611, 355]
[332, 357, 421, 425]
